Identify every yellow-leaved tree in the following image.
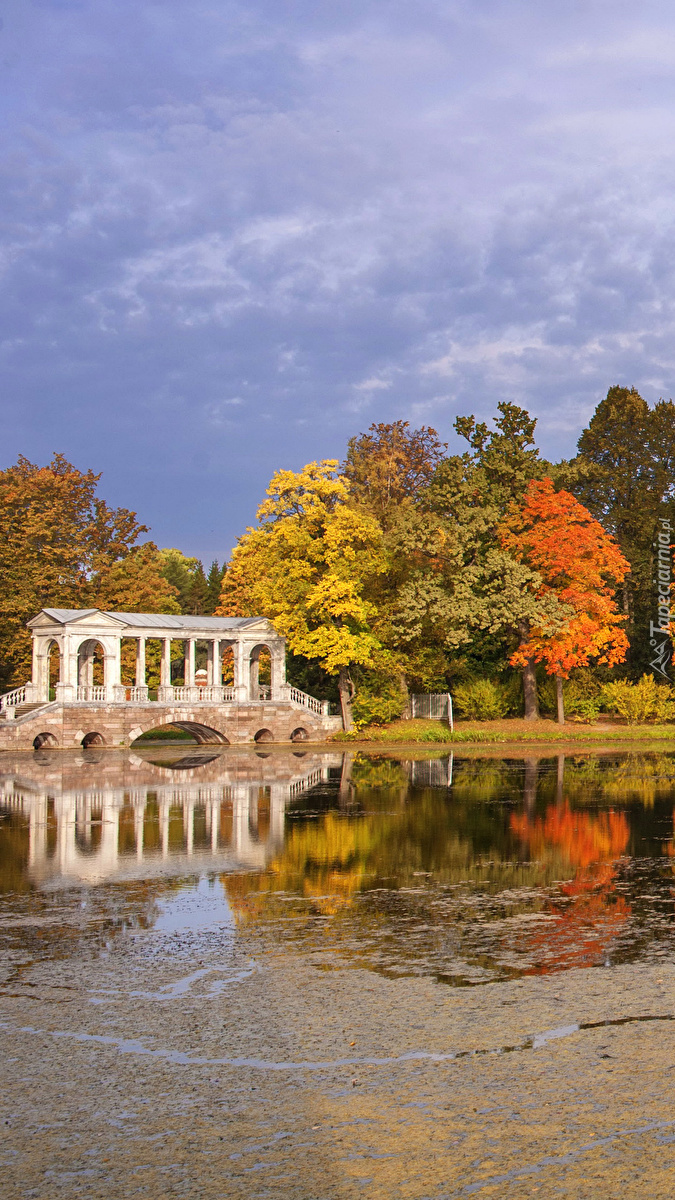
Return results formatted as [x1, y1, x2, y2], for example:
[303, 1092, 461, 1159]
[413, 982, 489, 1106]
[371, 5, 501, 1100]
[217, 460, 388, 729]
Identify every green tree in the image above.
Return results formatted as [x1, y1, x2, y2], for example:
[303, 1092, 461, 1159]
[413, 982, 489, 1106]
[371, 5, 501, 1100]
[158, 548, 200, 613]
[187, 561, 209, 615]
[205, 560, 224, 614]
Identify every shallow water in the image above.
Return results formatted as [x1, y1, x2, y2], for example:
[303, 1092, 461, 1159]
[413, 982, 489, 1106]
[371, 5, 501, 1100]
[5, 746, 675, 1197]
[3, 746, 675, 985]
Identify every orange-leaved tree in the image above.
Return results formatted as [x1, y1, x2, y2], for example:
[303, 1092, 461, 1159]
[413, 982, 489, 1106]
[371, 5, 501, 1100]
[0, 454, 178, 690]
[499, 478, 630, 722]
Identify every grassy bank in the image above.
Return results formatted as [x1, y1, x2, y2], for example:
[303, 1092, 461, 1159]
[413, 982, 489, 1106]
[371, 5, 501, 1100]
[331, 716, 675, 745]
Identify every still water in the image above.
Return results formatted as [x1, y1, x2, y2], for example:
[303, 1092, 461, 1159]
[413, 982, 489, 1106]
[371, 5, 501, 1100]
[2, 745, 675, 986]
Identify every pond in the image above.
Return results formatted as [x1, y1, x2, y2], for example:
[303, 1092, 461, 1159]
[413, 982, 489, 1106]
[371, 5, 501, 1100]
[3, 745, 675, 986]
[5, 746, 675, 1197]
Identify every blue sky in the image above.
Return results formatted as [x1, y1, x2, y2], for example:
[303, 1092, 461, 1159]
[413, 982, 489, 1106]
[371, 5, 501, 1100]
[3, 1, 675, 562]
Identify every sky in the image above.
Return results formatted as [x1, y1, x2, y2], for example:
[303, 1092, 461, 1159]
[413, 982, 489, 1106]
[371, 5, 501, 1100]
[3, 0, 675, 562]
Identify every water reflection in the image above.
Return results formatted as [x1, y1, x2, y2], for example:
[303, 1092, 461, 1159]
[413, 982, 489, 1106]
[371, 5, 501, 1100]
[0, 748, 341, 888]
[4, 748, 675, 984]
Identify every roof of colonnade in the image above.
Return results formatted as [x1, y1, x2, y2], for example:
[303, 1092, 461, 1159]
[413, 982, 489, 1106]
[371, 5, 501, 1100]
[27, 608, 279, 638]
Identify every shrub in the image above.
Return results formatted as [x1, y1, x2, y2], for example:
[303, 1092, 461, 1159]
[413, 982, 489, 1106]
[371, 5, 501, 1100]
[453, 679, 510, 721]
[539, 671, 601, 722]
[352, 669, 407, 728]
[601, 674, 675, 724]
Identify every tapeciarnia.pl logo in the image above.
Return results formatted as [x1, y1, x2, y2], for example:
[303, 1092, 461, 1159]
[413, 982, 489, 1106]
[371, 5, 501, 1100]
[650, 517, 672, 680]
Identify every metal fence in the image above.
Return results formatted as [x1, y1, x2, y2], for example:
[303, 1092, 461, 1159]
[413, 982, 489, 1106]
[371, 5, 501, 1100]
[409, 757, 454, 788]
[409, 692, 454, 729]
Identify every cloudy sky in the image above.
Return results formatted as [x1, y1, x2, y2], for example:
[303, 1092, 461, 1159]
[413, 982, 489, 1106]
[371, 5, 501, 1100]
[3, 0, 675, 561]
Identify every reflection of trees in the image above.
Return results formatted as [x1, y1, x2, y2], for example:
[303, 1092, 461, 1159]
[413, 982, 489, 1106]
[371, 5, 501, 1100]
[510, 804, 629, 868]
[223, 753, 675, 981]
[509, 803, 631, 970]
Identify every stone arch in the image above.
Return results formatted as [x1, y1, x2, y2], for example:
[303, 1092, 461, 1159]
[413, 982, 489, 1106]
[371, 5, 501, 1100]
[81, 731, 105, 747]
[254, 728, 274, 744]
[249, 644, 272, 698]
[130, 721, 230, 746]
[33, 731, 58, 749]
[172, 722, 230, 745]
[76, 637, 108, 688]
[47, 639, 61, 700]
[290, 726, 309, 743]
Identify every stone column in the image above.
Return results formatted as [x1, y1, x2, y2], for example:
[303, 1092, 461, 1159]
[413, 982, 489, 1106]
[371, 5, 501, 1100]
[55, 634, 76, 703]
[105, 637, 122, 699]
[184, 639, 196, 687]
[136, 638, 146, 687]
[234, 641, 248, 701]
[249, 649, 260, 698]
[212, 640, 221, 686]
[270, 644, 286, 700]
[160, 638, 172, 689]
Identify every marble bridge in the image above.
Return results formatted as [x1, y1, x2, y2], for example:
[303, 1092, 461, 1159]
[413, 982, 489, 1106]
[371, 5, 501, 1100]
[0, 608, 342, 751]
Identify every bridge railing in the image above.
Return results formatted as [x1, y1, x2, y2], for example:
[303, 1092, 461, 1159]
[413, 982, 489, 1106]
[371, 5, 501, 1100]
[112, 685, 150, 703]
[158, 685, 237, 703]
[76, 686, 107, 702]
[288, 686, 327, 715]
[0, 685, 28, 715]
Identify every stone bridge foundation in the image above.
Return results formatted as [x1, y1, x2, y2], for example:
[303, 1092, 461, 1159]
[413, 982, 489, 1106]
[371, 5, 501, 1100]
[0, 700, 342, 752]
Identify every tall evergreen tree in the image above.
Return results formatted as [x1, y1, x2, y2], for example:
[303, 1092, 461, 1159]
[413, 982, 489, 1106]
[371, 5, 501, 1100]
[564, 386, 675, 674]
[188, 561, 209, 615]
[205, 560, 223, 614]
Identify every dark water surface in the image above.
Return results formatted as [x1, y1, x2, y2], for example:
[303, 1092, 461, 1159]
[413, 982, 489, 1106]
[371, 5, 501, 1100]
[3, 745, 675, 986]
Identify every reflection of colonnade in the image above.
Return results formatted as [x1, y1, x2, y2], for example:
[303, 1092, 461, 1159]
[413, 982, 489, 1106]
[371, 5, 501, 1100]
[0, 755, 336, 887]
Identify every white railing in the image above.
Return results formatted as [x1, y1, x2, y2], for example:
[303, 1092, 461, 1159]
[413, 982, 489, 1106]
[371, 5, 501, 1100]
[288, 686, 324, 714]
[158, 685, 236, 703]
[198, 686, 236, 702]
[258, 685, 271, 700]
[0, 685, 27, 712]
[112, 685, 149, 703]
[76, 686, 107, 702]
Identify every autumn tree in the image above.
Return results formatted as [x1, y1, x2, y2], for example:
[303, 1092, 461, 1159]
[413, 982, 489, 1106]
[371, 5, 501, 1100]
[373, 403, 558, 708]
[0, 454, 178, 690]
[218, 460, 388, 729]
[344, 420, 447, 529]
[500, 479, 630, 722]
[562, 386, 675, 672]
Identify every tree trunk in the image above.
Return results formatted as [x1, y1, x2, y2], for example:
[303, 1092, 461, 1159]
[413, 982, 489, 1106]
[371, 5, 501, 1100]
[555, 674, 565, 725]
[338, 665, 354, 731]
[339, 752, 354, 808]
[521, 657, 539, 720]
[523, 757, 538, 810]
[556, 754, 565, 806]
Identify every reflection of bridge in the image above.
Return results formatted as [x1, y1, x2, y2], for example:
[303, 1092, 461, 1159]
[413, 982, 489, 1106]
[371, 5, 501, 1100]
[0, 608, 342, 750]
[0, 749, 342, 887]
